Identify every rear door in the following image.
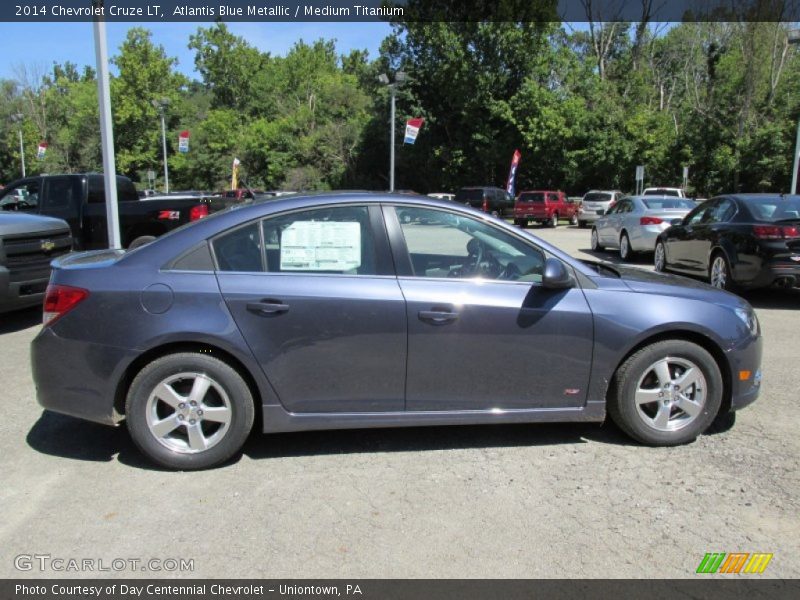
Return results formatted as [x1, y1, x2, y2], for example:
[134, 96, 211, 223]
[214, 204, 408, 413]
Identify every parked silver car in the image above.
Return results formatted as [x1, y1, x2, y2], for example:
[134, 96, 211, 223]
[578, 190, 623, 228]
[592, 195, 697, 261]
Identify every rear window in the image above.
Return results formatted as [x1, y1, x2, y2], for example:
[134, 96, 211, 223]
[583, 193, 612, 203]
[517, 192, 545, 203]
[744, 196, 800, 222]
[642, 199, 696, 210]
[454, 189, 484, 202]
[644, 189, 680, 197]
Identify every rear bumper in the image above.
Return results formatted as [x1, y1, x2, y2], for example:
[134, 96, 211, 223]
[579, 211, 602, 223]
[31, 327, 135, 426]
[0, 265, 49, 313]
[738, 259, 800, 289]
[726, 333, 763, 411]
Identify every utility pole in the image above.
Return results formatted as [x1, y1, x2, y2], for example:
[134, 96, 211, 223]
[93, 2, 121, 249]
[788, 29, 800, 193]
[152, 98, 170, 193]
[377, 71, 407, 192]
[10, 113, 25, 177]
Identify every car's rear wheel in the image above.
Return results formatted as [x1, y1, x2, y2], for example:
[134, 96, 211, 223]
[608, 340, 722, 446]
[619, 232, 633, 261]
[126, 353, 255, 470]
[570, 213, 579, 226]
[709, 253, 734, 291]
[550, 213, 559, 228]
[591, 227, 604, 251]
[654, 241, 667, 272]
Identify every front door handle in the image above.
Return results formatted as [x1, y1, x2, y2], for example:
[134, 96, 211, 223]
[418, 310, 459, 325]
[247, 301, 290, 315]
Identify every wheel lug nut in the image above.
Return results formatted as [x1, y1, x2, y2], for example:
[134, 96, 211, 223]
[190, 401, 197, 407]
[189, 419, 196, 425]
[178, 403, 186, 409]
[177, 414, 184, 420]
[197, 409, 203, 416]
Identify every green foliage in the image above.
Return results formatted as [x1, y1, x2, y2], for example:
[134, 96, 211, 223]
[2, 21, 800, 198]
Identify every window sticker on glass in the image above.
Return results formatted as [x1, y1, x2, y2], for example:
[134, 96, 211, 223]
[280, 221, 362, 271]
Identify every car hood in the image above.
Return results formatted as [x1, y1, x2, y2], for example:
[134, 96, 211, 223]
[612, 264, 748, 309]
[0, 212, 70, 236]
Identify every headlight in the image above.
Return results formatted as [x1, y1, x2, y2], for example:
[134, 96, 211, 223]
[735, 307, 760, 337]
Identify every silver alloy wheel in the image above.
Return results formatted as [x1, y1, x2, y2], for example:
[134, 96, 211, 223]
[591, 228, 599, 250]
[620, 234, 630, 259]
[571, 213, 578, 225]
[710, 255, 728, 289]
[551, 213, 558, 227]
[145, 372, 233, 454]
[634, 357, 707, 432]
[654, 242, 665, 271]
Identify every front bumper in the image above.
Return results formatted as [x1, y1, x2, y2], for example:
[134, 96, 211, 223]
[31, 327, 136, 426]
[0, 265, 49, 313]
[726, 332, 763, 411]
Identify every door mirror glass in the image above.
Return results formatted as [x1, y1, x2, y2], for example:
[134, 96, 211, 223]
[542, 257, 574, 289]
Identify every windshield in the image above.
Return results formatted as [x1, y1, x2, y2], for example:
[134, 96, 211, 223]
[583, 192, 612, 203]
[454, 189, 484, 201]
[642, 198, 695, 210]
[745, 196, 800, 222]
[517, 192, 545, 203]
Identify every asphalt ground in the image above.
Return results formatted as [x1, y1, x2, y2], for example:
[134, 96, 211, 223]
[1, 222, 798, 579]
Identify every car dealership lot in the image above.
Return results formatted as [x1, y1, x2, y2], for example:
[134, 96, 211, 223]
[1, 224, 799, 579]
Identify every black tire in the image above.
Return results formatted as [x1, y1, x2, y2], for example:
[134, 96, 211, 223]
[578, 220, 587, 229]
[607, 340, 723, 446]
[619, 232, 633, 262]
[590, 227, 604, 251]
[128, 235, 156, 250]
[513, 218, 526, 228]
[126, 353, 255, 470]
[654, 241, 667, 272]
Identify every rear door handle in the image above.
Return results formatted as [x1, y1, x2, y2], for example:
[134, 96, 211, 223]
[247, 301, 290, 315]
[418, 310, 459, 325]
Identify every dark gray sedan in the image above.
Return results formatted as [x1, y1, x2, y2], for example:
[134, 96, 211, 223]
[31, 193, 763, 469]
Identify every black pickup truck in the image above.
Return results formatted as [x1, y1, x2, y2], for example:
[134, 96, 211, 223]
[0, 173, 214, 250]
[0, 212, 72, 313]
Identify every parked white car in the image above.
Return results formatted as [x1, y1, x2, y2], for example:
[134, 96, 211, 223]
[427, 192, 455, 201]
[591, 195, 697, 261]
[578, 190, 624, 228]
[643, 187, 686, 198]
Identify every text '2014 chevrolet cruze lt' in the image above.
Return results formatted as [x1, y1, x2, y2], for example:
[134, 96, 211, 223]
[31, 193, 763, 469]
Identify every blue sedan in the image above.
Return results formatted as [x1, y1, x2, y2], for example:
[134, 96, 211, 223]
[31, 193, 762, 469]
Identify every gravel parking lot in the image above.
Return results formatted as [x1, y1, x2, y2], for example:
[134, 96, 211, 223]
[1, 223, 798, 579]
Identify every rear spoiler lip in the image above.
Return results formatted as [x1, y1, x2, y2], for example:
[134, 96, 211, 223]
[51, 248, 126, 270]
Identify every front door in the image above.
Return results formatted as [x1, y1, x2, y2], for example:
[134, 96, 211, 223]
[385, 205, 594, 412]
[214, 204, 407, 413]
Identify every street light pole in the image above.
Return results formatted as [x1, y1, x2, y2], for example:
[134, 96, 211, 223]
[378, 71, 406, 192]
[152, 98, 170, 193]
[11, 113, 25, 177]
[788, 29, 800, 193]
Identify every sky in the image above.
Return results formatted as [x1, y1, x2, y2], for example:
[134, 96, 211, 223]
[0, 21, 393, 80]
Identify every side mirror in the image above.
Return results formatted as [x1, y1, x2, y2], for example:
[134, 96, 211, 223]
[542, 257, 574, 290]
[670, 218, 683, 226]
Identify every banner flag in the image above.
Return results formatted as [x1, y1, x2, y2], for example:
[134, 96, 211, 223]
[37, 142, 48, 160]
[178, 130, 190, 153]
[404, 118, 425, 144]
[506, 149, 522, 196]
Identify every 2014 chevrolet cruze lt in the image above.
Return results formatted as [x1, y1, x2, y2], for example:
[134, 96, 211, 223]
[31, 193, 763, 469]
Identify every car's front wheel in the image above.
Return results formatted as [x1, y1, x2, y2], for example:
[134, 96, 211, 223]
[608, 340, 723, 446]
[619, 232, 633, 261]
[550, 213, 559, 228]
[126, 353, 255, 470]
[709, 252, 735, 291]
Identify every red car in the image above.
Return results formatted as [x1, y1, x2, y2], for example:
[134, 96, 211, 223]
[514, 190, 579, 228]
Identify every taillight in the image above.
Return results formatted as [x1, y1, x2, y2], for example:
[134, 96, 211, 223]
[190, 204, 209, 221]
[43, 284, 89, 326]
[482, 198, 489, 212]
[640, 216, 664, 225]
[753, 225, 800, 239]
